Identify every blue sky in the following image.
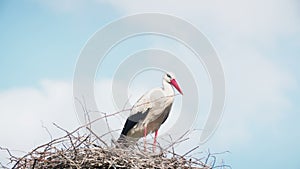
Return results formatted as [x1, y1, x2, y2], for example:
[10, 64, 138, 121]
[0, 0, 119, 88]
[0, 1, 300, 168]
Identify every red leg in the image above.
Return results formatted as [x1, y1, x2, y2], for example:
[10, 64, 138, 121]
[144, 126, 147, 152]
[153, 130, 158, 152]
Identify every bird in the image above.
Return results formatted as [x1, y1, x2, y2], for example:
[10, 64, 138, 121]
[117, 72, 183, 152]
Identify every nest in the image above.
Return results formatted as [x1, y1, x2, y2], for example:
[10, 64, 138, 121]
[10, 145, 205, 169]
[0, 109, 230, 169]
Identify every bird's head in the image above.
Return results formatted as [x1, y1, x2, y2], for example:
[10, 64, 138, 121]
[164, 72, 183, 95]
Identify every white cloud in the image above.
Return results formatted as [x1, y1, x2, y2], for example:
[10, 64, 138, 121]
[32, 0, 300, 40]
[0, 80, 79, 164]
[102, 0, 300, 40]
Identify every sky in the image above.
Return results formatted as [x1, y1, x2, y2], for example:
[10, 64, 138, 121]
[0, 0, 300, 168]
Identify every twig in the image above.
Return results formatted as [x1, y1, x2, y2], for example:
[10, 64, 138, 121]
[41, 121, 53, 141]
[86, 127, 108, 147]
[182, 145, 199, 157]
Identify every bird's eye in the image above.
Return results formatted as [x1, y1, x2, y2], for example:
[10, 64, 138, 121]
[167, 74, 171, 78]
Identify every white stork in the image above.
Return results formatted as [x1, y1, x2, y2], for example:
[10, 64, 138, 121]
[117, 72, 183, 151]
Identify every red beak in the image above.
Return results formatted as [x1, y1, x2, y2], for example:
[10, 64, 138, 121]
[170, 79, 183, 95]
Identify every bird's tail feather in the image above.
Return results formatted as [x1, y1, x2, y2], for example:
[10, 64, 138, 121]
[116, 134, 128, 148]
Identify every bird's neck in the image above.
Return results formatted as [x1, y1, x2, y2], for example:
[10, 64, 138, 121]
[162, 80, 174, 96]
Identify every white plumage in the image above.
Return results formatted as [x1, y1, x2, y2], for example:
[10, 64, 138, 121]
[117, 72, 183, 151]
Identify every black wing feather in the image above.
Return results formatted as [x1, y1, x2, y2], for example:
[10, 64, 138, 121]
[120, 108, 150, 136]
